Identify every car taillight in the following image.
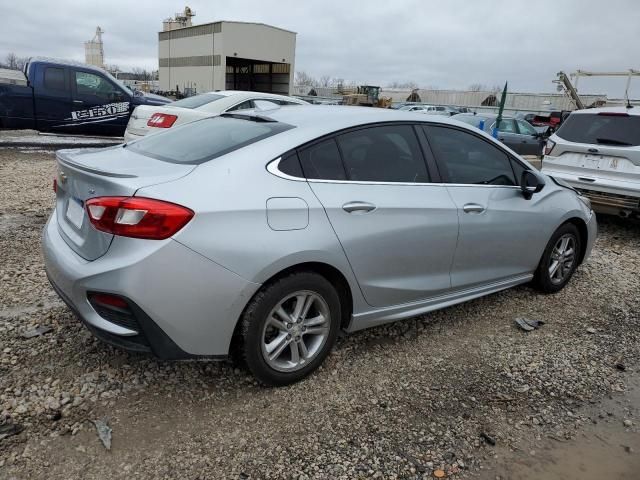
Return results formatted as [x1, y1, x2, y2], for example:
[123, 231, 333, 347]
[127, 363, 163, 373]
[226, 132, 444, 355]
[89, 293, 129, 310]
[53, 178, 57, 193]
[544, 139, 556, 156]
[147, 113, 178, 128]
[85, 197, 194, 240]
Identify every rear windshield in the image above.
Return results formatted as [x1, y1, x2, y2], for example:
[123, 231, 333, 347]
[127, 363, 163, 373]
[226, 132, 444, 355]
[454, 114, 485, 128]
[555, 113, 640, 146]
[169, 93, 225, 109]
[127, 116, 294, 164]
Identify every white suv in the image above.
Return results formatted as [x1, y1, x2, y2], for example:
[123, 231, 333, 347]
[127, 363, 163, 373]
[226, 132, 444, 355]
[541, 106, 640, 218]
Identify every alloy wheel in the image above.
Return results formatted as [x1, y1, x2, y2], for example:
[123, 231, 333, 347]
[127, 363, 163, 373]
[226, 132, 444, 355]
[548, 234, 576, 284]
[261, 290, 331, 372]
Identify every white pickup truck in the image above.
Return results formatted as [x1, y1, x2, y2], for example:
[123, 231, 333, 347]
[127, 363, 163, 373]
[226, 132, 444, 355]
[541, 106, 640, 218]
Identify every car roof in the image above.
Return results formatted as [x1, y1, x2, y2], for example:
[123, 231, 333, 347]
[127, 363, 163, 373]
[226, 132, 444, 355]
[239, 105, 477, 135]
[569, 106, 640, 116]
[201, 90, 303, 100]
[456, 113, 516, 120]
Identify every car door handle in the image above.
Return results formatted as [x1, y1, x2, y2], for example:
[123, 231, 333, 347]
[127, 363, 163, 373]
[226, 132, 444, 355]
[73, 100, 84, 104]
[578, 177, 596, 182]
[463, 203, 486, 213]
[342, 201, 376, 214]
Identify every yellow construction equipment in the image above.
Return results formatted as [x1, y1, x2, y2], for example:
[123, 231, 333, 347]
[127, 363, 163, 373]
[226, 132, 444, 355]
[342, 85, 392, 108]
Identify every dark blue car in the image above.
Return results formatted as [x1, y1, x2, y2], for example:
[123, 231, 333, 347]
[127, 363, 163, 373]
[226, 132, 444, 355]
[0, 57, 171, 136]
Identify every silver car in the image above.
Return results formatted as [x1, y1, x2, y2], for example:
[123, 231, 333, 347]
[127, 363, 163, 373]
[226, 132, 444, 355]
[43, 106, 597, 386]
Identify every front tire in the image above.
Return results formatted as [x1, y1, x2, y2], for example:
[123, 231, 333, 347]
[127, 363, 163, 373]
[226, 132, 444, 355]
[533, 223, 581, 293]
[238, 271, 341, 386]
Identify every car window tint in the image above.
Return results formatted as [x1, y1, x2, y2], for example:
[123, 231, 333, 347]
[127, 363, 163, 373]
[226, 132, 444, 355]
[170, 94, 225, 109]
[298, 139, 346, 180]
[336, 125, 429, 182]
[516, 119, 537, 136]
[278, 152, 304, 178]
[74, 71, 121, 100]
[127, 116, 294, 164]
[425, 126, 516, 185]
[555, 113, 640, 146]
[44, 67, 65, 91]
[226, 100, 253, 112]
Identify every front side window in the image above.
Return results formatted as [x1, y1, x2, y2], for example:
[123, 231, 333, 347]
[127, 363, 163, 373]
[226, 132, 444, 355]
[425, 126, 516, 186]
[74, 71, 122, 100]
[298, 139, 346, 180]
[336, 125, 429, 182]
[516, 119, 537, 136]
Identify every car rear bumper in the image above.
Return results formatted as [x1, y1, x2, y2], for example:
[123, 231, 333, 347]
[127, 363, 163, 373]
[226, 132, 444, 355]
[42, 211, 260, 358]
[542, 167, 640, 215]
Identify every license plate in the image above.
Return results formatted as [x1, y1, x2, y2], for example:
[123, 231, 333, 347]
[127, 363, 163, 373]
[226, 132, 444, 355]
[582, 154, 602, 169]
[66, 197, 84, 229]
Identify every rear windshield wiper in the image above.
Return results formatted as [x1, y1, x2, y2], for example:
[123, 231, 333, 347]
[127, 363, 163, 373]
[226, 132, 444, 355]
[595, 137, 632, 146]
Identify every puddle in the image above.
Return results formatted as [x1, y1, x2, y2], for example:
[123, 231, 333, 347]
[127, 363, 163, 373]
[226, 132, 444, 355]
[478, 375, 640, 480]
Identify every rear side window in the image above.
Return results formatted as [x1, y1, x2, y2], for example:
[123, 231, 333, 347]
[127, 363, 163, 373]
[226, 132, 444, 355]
[278, 152, 304, 178]
[337, 125, 429, 182]
[44, 67, 65, 91]
[298, 139, 346, 180]
[127, 116, 294, 164]
[555, 113, 640, 146]
[425, 126, 516, 185]
[227, 100, 253, 112]
[170, 94, 225, 109]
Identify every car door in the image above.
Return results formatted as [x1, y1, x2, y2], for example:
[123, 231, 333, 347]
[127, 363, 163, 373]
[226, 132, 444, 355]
[34, 65, 73, 133]
[70, 69, 131, 135]
[300, 124, 459, 308]
[516, 119, 543, 156]
[492, 118, 523, 153]
[423, 124, 549, 289]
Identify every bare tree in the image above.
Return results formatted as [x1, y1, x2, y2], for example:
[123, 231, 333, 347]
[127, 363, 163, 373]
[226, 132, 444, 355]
[318, 75, 332, 88]
[3, 53, 28, 70]
[387, 80, 419, 89]
[295, 71, 317, 86]
[468, 83, 487, 92]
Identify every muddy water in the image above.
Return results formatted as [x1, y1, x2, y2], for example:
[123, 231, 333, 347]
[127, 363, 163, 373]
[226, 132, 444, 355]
[479, 376, 640, 480]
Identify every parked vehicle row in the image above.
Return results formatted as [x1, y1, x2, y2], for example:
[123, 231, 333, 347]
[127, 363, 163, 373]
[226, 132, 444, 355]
[0, 58, 171, 136]
[44, 105, 596, 385]
[454, 112, 545, 156]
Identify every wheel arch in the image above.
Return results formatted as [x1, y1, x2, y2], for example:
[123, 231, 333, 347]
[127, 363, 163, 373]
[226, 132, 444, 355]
[561, 217, 589, 265]
[231, 261, 355, 349]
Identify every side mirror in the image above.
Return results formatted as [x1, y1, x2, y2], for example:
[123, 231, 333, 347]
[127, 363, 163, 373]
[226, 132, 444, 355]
[521, 170, 545, 200]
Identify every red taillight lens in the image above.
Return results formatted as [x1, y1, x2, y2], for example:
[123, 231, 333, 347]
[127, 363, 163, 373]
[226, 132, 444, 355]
[147, 113, 178, 128]
[85, 197, 194, 240]
[53, 178, 57, 193]
[544, 139, 556, 156]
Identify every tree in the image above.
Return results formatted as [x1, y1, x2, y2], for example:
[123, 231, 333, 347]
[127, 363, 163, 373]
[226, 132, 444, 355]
[387, 80, 419, 89]
[319, 75, 332, 88]
[468, 83, 487, 92]
[3, 53, 28, 71]
[295, 71, 317, 87]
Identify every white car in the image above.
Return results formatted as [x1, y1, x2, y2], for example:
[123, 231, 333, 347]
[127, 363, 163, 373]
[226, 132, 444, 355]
[398, 104, 450, 116]
[124, 91, 308, 142]
[541, 106, 640, 218]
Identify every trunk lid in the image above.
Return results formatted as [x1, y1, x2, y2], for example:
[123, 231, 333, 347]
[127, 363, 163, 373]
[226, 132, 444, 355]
[55, 146, 195, 260]
[126, 106, 157, 137]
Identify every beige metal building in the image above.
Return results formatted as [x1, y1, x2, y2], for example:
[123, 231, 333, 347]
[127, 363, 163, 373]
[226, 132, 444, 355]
[158, 21, 296, 95]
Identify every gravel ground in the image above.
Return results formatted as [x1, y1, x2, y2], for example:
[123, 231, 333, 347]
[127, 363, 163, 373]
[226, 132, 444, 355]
[0, 148, 639, 479]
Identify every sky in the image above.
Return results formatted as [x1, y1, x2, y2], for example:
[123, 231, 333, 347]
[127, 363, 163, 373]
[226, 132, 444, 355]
[1, 0, 639, 97]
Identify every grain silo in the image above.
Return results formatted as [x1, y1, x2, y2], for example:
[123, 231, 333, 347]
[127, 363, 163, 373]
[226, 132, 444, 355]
[85, 27, 105, 68]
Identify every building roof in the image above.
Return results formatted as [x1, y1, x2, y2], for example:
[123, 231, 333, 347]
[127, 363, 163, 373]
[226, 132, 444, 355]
[159, 20, 296, 35]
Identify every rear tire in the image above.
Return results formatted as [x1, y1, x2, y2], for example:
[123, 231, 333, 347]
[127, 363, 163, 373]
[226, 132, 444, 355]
[533, 223, 581, 293]
[237, 271, 341, 386]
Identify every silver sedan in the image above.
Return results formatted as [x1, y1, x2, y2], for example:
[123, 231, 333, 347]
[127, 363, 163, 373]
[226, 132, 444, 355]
[43, 106, 597, 385]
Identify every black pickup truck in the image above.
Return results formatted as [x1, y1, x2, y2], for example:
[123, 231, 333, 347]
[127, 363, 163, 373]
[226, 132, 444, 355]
[0, 57, 171, 136]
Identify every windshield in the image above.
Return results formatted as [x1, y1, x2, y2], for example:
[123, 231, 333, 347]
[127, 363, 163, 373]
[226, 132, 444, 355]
[454, 114, 486, 128]
[555, 113, 640, 146]
[170, 94, 226, 109]
[127, 116, 294, 164]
